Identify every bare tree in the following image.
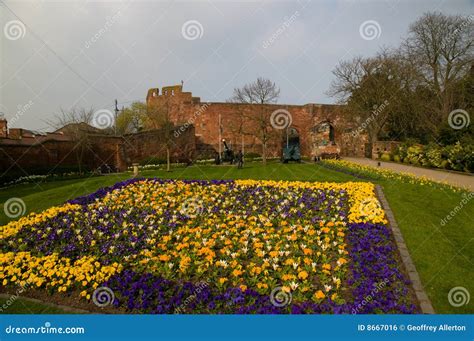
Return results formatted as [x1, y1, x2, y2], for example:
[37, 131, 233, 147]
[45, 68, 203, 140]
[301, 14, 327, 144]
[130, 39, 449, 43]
[403, 12, 474, 130]
[328, 53, 398, 142]
[49, 107, 97, 174]
[230, 77, 280, 164]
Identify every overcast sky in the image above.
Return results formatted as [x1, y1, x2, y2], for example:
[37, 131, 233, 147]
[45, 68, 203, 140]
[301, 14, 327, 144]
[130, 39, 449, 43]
[1, 0, 472, 131]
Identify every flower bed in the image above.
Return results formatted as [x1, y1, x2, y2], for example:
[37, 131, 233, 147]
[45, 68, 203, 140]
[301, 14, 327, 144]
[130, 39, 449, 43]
[0, 178, 417, 313]
[321, 159, 467, 192]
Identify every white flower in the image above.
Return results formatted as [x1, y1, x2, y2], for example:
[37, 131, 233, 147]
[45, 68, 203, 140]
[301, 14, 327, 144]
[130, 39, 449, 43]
[324, 284, 332, 292]
[292, 262, 299, 270]
[290, 281, 299, 290]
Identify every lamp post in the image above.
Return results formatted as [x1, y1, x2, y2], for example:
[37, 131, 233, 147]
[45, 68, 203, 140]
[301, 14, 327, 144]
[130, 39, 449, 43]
[218, 114, 222, 158]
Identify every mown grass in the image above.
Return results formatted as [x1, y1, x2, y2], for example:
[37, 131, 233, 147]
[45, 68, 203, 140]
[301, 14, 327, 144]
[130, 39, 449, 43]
[0, 296, 76, 314]
[1, 161, 472, 314]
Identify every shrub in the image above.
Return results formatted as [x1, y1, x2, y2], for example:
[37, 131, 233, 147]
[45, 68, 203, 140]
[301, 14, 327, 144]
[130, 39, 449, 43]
[391, 141, 472, 173]
[244, 152, 261, 162]
[380, 153, 391, 161]
[140, 157, 166, 165]
[425, 144, 443, 168]
[446, 142, 466, 172]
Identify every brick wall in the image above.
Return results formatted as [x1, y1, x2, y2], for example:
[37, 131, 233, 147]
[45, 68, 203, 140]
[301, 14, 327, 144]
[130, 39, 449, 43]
[147, 85, 368, 159]
[0, 126, 195, 176]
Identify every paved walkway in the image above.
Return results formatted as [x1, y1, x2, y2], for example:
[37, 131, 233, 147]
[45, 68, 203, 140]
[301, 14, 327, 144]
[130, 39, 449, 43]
[343, 157, 474, 191]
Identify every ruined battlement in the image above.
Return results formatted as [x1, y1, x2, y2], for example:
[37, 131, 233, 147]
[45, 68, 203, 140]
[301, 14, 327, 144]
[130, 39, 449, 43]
[146, 85, 200, 105]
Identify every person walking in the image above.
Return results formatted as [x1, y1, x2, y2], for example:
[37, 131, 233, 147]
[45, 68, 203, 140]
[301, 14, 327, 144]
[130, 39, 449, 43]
[236, 150, 244, 169]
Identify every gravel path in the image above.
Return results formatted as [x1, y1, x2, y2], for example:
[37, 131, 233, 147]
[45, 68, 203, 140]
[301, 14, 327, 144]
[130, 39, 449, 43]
[343, 157, 474, 191]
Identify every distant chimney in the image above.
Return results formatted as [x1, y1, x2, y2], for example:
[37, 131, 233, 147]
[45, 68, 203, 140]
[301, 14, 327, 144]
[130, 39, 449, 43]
[0, 117, 7, 138]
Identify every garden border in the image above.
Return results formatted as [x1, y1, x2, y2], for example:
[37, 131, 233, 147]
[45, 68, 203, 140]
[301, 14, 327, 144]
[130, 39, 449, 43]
[0, 293, 90, 314]
[375, 185, 435, 314]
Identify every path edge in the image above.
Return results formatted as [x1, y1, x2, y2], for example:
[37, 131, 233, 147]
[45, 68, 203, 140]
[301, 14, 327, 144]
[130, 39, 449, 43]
[375, 184, 435, 314]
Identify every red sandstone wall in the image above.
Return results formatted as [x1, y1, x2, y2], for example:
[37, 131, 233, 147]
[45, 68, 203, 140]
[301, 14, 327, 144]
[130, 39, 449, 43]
[147, 85, 368, 159]
[123, 126, 195, 164]
[0, 127, 195, 176]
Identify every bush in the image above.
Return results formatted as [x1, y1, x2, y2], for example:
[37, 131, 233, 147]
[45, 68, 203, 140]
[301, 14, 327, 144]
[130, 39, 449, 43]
[446, 142, 467, 172]
[140, 157, 166, 165]
[392, 141, 472, 173]
[440, 160, 449, 169]
[244, 152, 261, 162]
[425, 144, 443, 168]
[380, 153, 391, 161]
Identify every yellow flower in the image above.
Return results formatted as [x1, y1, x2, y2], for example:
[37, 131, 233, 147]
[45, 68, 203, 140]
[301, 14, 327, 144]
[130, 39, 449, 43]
[314, 290, 325, 300]
[159, 254, 171, 262]
[337, 257, 347, 266]
[219, 277, 228, 285]
[232, 269, 243, 277]
[298, 271, 308, 280]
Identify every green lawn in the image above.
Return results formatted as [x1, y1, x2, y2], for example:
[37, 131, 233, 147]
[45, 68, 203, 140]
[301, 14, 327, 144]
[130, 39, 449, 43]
[0, 296, 75, 314]
[1, 162, 473, 314]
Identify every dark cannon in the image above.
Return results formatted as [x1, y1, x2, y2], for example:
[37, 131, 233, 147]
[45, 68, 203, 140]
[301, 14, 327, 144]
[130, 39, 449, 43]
[221, 139, 235, 164]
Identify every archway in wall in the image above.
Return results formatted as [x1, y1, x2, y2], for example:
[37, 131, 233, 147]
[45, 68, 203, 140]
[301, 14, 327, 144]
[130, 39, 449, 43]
[310, 120, 339, 158]
[281, 127, 301, 162]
